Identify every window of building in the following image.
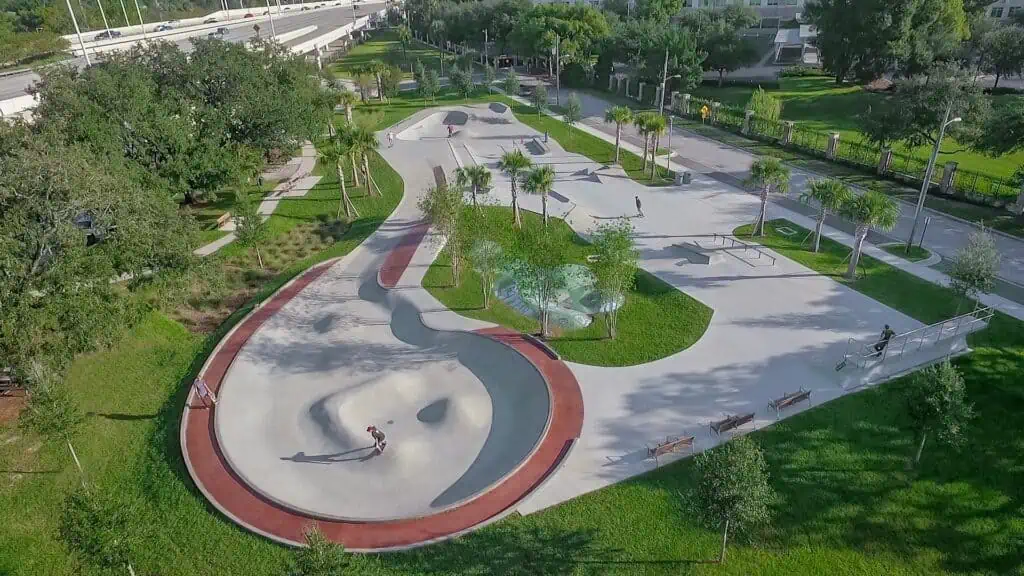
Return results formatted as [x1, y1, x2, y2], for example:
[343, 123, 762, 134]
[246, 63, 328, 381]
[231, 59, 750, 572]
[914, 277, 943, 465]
[767, 0, 779, 6]
[1009, 6, 1022, 17]
[749, 0, 762, 5]
[990, 6, 1004, 17]
[782, 0, 798, 5]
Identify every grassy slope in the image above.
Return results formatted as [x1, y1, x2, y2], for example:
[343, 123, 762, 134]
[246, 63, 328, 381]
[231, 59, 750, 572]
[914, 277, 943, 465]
[423, 207, 713, 366]
[332, 28, 472, 80]
[692, 76, 1024, 180]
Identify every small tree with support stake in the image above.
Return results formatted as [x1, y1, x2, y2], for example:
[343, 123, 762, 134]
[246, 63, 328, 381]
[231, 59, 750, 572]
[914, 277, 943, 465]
[19, 361, 87, 487]
[900, 360, 973, 469]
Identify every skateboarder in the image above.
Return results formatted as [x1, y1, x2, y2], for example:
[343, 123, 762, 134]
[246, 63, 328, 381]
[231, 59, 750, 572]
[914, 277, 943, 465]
[386, 131, 395, 147]
[874, 324, 896, 356]
[193, 378, 217, 408]
[367, 425, 387, 453]
[447, 124, 454, 138]
[635, 195, 643, 218]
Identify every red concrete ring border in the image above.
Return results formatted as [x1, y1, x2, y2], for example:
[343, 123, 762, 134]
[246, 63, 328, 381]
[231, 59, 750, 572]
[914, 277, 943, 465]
[180, 228, 584, 551]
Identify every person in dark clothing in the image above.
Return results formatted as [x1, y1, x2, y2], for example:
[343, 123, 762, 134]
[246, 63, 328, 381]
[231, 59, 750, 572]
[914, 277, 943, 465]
[874, 324, 896, 355]
[635, 195, 643, 217]
[366, 425, 387, 453]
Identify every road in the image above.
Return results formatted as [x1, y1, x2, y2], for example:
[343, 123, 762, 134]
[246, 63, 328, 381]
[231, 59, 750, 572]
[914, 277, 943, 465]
[0, 2, 385, 100]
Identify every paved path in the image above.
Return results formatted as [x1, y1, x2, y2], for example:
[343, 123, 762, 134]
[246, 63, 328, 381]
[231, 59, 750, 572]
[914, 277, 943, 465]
[192, 142, 320, 257]
[537, 83, 1024, 292]
[180, 121, 583, 549]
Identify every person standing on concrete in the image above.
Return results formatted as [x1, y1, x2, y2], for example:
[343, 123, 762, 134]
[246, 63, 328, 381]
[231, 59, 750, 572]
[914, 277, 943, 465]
[447, 124, 454, 138]
[367, 425, 387, 453]
[193, 378, 217, 408]
[387, 131, 394, 147]
[635, 195, 643, 218]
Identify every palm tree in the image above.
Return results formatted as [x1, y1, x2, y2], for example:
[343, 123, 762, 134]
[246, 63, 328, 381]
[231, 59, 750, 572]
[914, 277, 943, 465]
[350, 126, 381, 196]
[841, 189, 899, 280]
[455, 165, 492, 209]
[368, 59, 388, 102]
[646, 114, 667, 181]
[744, 157, 791, 236]
[318, 135, 359, 220]
[334, 85, 358, 123]
[799, 179, 853, 253]
[632, 113, 652, 172]
[498, 149, 532, 228]
[604, 105, 633, 165]
[339, 122, 361, 187]
[524, 165, 556, 227]
[397, 25, 412, 73]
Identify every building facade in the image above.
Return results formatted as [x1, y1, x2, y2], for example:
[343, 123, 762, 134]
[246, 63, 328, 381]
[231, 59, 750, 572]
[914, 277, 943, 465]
[676, 0, 1024, 23]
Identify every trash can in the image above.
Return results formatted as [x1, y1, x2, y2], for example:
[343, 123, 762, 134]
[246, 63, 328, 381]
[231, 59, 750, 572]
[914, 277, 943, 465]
[676, 171, 692, 185]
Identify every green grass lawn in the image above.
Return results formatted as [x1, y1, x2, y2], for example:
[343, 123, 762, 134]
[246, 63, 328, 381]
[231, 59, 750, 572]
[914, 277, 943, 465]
[692, 75, 1024, 180]
[331, 28, 474, 80]
[423, 207, 712, 366]
[881, 243, 932, 263]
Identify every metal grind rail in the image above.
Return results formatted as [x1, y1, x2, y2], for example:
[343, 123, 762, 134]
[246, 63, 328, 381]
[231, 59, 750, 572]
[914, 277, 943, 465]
[711, 233, 777, 266]
[837, 306, 994, 371]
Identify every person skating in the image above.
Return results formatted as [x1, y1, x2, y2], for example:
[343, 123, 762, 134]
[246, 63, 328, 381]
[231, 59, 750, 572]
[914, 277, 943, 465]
[447, 124, 454, 138]
[366, 425, 387, 453]
[635, 195, 643, 218]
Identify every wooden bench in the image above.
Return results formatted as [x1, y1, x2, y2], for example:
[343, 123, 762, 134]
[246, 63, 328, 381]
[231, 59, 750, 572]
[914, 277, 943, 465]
[710, 412, 755, 436]
[215, 212, 232, 228]
[648, 435, 694, 465]
[768, 388, 811, 417]
[0, 370, 21, 396]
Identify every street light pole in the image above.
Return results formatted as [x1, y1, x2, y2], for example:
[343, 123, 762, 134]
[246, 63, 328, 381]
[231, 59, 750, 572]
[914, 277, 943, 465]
[265, 0, 276, 39]
[97, 0, 112, 35]
[132, 0, 147, 39]
[65, 0, 91, 66]
[554, 33, 560, 107]
[117, 0, 130, 28]
[665, 115, 673, 173]
[906, 101, 961, 252]
[659, 47, 669, 115]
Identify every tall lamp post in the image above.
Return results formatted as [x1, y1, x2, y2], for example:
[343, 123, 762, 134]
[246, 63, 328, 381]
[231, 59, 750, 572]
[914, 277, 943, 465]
[65, 0, 91, 66]
[265, 0, 276, 39]
[906, 105, 961, 252]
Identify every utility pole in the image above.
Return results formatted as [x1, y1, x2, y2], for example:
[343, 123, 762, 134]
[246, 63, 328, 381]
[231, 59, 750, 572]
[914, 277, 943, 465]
[554, 33, 560, 107]
[907, 100, 961, 252]
[265, 0, 276, 39]
[65, 0, 91, 66]
[483, 28, 487, 66]
[132, 0, 147, 39]
[97, 0, 112, 35]
[659, 47, 669, 115]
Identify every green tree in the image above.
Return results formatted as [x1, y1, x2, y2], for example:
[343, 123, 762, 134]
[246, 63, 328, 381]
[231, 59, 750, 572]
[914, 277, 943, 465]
[503, 68, 521, 97]
[418, 181, 467, 285]
[483, 64, 496, 92]
[532, 83, 548, 115]
[335, 85, 359, 124]
[645, 113, 667, 180]
[233, 190, 269, 269]
[690, 436, 775, 564]
[449, 64, 474, 99]
[563, 92, 582, 136]
[901, 360, 973, 468]
[421, 67, 441, 103]
[590, 220, 637, 340]
[397, 24, 413, 72]
[799, 179, 854, 253]
[524, 165, 556, 226]
[745, 157, 791, 236]
[635, 0, 683, 23]
[468, 239, 504, 309]
[498, 148, 533, 228]
[350, 126, 381, 197]
[948, 227, 1000, 313]
[746, 87, 782, 123]
[840, 189, 900, 280]
[19, 361, 87, 485]
[318, 135, 359, 219]
[981, 25, 1024, 89]
[632, 112, 654, 172]
[59, 487, 139, 575]
[604, 105, 633, 165]
[455, 164, 492, 209]
[510, 227, 569, 338]
[288, 526, 353, 576]
[703, 14, 760, 86]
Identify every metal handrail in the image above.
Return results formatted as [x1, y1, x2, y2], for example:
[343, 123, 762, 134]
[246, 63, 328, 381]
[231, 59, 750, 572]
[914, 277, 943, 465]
[712, 233, 777, 266]
[839, 306, 994, 370]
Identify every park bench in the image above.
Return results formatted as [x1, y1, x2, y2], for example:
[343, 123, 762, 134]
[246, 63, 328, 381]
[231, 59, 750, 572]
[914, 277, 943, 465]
[647, 435, 694, 465]
[0, 368, 21, 396]
[215, 212, 232, 228]
[768, 388, 811, 417]
[710, 412, 755, 436]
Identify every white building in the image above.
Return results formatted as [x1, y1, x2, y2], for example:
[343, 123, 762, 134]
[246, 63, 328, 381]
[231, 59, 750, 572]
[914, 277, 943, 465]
[675, 0, 1024, 23]
[986, 0, 1024, 21]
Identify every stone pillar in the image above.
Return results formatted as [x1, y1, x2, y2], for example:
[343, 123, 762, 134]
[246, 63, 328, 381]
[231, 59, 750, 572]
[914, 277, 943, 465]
[878, 148, 893, 175]
[940, 161, 958, 194]
[826, 133, 840, 160]
[608, 75, 615, 91]
[670, 91, 679, 110]
[624, 78, 631, 98]
[315, 46, 322, 71]
[742, 110, 755, 135]
[682, 93, 692, 115]
[1013, 182, 1024, 215]
[654, 86, 663, 109]
[711, 102, 721, 124]
[638, 82, 645, 102]
[782, 121, 794, 145]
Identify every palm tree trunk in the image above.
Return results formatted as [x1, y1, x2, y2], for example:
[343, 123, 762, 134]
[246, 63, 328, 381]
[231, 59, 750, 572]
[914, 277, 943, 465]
[757, 186, 770, 235]
[615, 124, 621, 164]
[512, 183, 521, 228]
[719, 518, 730, 563]
[542, 193, 548, 227]
[351, 153, 361, 186]
[814, 213, 824, 253]
[345, 104, 353, 123]
[472, 185, 478, 208]
[363, 155, 377, 196]
[650, 133, 659, 180]
[847, 228, 867, 280]
[913, 431, 927, 466]
[607, 310, 617, 339]
[641, 134, 649, 172]
[337, 164, 358, 219]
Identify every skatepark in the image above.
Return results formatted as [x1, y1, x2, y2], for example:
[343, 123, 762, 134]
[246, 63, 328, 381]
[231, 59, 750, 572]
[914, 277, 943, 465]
[181, 102, 988, 550]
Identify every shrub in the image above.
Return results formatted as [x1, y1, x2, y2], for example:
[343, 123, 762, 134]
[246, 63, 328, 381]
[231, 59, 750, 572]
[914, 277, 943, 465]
[746, 86, 783, 122]
[779, 64, 824, 78]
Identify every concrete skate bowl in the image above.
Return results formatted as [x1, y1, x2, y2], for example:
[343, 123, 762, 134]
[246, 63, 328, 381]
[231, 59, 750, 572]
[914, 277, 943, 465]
[396, 106, 515, 141]
[181, 258, 583, 550]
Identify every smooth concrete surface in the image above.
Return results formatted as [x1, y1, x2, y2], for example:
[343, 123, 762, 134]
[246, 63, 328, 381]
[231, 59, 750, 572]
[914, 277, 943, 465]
[214, 130, 552, 521]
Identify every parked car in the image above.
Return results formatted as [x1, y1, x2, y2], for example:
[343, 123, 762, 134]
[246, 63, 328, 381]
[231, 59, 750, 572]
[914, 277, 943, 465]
[93, 30, 122, 41]
[300, 5, 309, 10]
[262, 10, 269, 15]
[203, 17, 217, 23]
[155, 24, 173, 31]
[283, 6, 291, 10]
[208, 27, 229, 37]
[244, 12, 254, 17]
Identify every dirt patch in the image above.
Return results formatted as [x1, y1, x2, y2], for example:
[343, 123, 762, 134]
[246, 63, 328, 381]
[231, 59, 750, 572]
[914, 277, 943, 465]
[0, 392, 26, 425]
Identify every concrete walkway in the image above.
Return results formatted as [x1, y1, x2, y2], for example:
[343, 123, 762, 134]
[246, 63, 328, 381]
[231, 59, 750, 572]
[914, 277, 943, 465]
[536, 83, 1024, 293]
[514, 86, 1024, 323]
[192, 142, 321, 257]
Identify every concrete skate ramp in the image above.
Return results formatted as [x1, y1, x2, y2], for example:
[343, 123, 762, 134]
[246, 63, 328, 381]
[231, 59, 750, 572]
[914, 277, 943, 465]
[214, 254, 552, 522]
[397, 110, 469, 140]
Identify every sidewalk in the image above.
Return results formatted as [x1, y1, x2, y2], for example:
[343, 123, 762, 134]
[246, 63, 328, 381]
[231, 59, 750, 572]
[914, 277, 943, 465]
[193, 142, 320, 257]
[509, 89, 1024, 322]
[537, 82, 1024, 292]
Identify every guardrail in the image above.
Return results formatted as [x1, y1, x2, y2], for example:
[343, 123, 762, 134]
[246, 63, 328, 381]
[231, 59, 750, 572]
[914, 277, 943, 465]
[711, 232, 777, 266]
[838, 306, 994, 370]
